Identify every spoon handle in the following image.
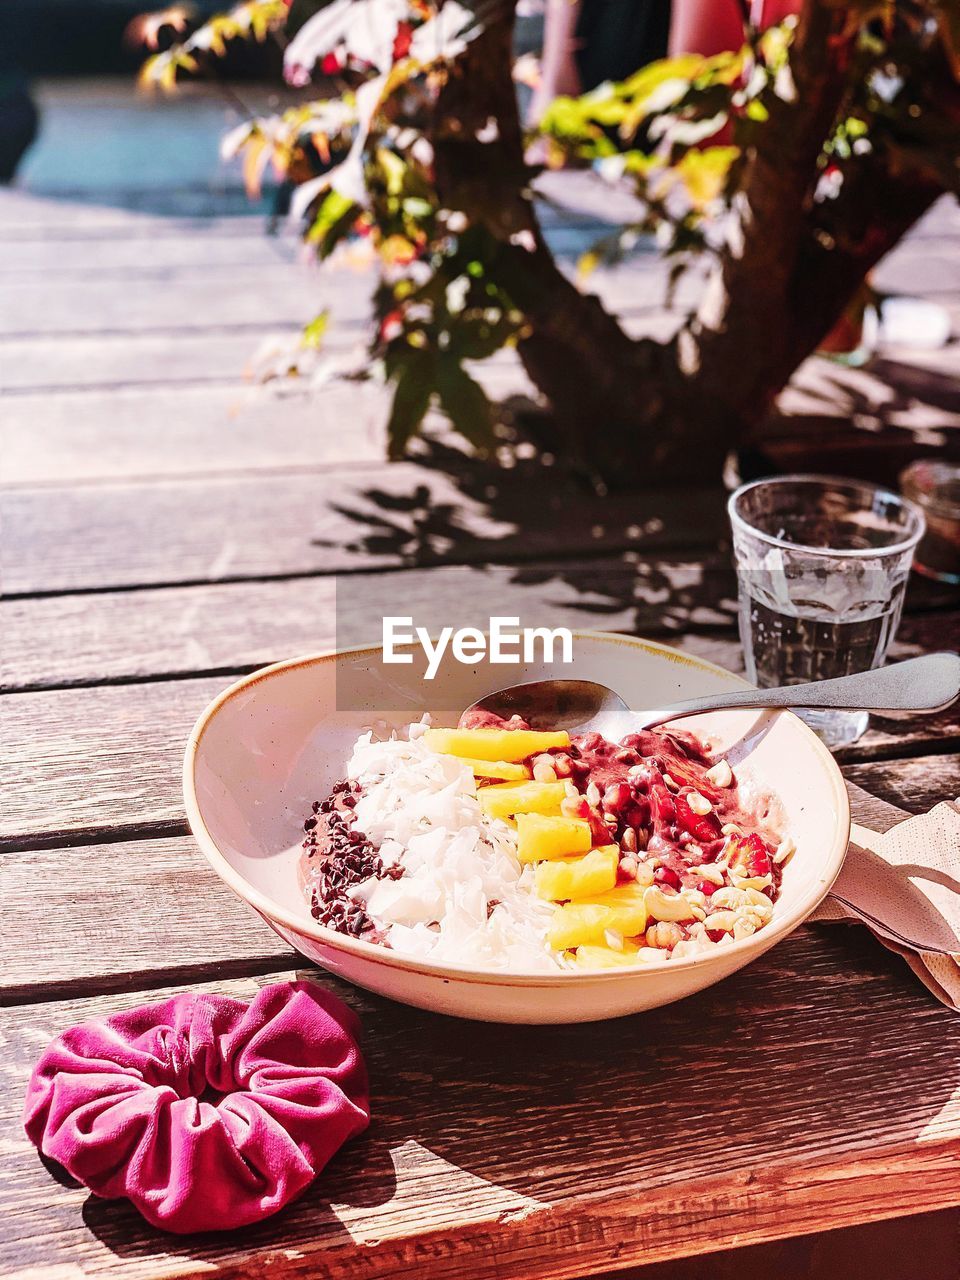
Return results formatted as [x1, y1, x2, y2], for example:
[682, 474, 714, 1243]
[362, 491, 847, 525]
[640, 652, 960, 728]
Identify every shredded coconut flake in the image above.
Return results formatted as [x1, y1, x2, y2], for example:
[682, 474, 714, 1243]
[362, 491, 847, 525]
[346, 728, 561, 971]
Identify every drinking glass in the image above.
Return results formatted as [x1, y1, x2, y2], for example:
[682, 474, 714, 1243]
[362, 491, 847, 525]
[728, 475, 926, 748]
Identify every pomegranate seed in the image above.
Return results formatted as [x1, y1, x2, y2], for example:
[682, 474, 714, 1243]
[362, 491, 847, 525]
[706, 928, 726, 944]
[674, 794, 722, 843]
[561, 796, 589, 820]
[742, 833, 773, 878]
[696, 879, 717, 896]
[654, 865, 681, 891]
[602, 781, 632, 815]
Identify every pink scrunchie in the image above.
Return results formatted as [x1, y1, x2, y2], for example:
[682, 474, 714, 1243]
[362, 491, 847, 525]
[23, 981, 370, 1234]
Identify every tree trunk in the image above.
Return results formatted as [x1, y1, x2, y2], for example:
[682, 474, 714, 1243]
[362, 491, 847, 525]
[431, 0, 953, 486]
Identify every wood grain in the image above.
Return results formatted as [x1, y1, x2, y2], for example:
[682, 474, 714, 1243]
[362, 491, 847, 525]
[0, 783, 906, 1004]
[841, 755, 960, 815]
[1, 382, 391, 483]
[0, 836, 293, 1001]
[1, 470, 729, 595]
[4, 163, 960, 1280]
[0, 557, 738, 689]
[2, 937, 959, 1280]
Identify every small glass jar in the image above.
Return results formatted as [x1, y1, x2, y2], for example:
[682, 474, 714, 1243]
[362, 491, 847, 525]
[900, 461, 960, 585]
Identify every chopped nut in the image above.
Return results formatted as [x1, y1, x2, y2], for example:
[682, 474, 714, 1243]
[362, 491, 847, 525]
[721, 822, 742, 836]
[622, 827, 638, 853]
[532, 759, 558, 783]
[671, 939, 703, 959]
[694, 863, 725, 887]
[644, 884, 696, 922]
[635, 860, 656, 887]
[745, 888, 774, 910]
[704, 758, 734, 788]
[774, 836, 796, 865]
[646, 920, 683, 949]
[703, 910, 738, 933]
[686, 790, 713, 816]
[730, 872, 773, 892]
[711, 887, 749, 911]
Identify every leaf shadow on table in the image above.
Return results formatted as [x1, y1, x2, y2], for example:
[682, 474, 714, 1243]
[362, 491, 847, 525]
[311, 435, 739, 645]
[75, 928, 960, 1271]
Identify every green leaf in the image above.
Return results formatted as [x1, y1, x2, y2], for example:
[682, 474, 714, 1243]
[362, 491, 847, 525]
[301, 311, 329, 350]
[386, 354, 435, 459]
[307, 189, 358, 257]
[435, 362, 495, 453]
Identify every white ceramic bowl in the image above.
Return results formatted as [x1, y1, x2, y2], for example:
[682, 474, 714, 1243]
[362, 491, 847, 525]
[184, 632, 850, 1023]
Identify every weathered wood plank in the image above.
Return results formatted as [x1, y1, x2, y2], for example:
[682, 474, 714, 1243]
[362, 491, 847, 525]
[842, 755, 960, 815]
[0, 836, 291, 1002]
[1, 664, 955, 846]
[1, 469, 729, 595]
[0, 784, 910, 1004]
[5, 331, 959, 481]
[2, 933, 959, 1280]
[0, 557, 738, 689]
[3, 571, 955, 753]
[0, 332, 268, 395]
[0, 232, 300, 275]
[0, 676, 222, 846]
[1, 382, 391, 482]
[0, 265, 357, 337]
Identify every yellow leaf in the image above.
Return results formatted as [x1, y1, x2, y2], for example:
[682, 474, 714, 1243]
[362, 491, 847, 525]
[578, 249, 600, 280]
[242, 135, 269, 198]
[675, 146, 739, 208]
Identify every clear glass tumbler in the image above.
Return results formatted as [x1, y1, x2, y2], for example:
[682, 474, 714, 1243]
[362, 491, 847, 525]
[728, 475, 926, 749]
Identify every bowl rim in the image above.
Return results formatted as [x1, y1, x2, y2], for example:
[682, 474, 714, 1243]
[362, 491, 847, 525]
[183, 631, 851, 987]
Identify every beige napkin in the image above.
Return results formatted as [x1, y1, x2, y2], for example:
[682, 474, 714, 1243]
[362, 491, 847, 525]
[810, 799, 960, 1009]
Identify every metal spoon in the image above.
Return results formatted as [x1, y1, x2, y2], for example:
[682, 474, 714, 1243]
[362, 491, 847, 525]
[464, 652, 960, 739]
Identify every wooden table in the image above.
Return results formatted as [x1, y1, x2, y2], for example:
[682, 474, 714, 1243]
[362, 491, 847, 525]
[2, 148, 960, 1279]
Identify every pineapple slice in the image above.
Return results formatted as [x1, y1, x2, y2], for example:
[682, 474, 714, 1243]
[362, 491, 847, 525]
[423, 727, 569, 763]
[574, 942, 642, 970]
[463, 758, 531, 781]
[516, 813, 592, 864]
[535, 846, 619, 901]
[478, 780, 566, 820]
[547, 883, 648, 951]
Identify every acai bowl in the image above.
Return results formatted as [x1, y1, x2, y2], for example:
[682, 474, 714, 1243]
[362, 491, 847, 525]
[183, 633, 850, 1023]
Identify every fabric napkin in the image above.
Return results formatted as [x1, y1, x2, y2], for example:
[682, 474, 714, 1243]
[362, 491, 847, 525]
[811, 799, 960, 1010]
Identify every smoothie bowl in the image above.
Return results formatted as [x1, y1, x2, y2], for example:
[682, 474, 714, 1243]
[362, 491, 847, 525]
[183, 633, 850, 1023]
